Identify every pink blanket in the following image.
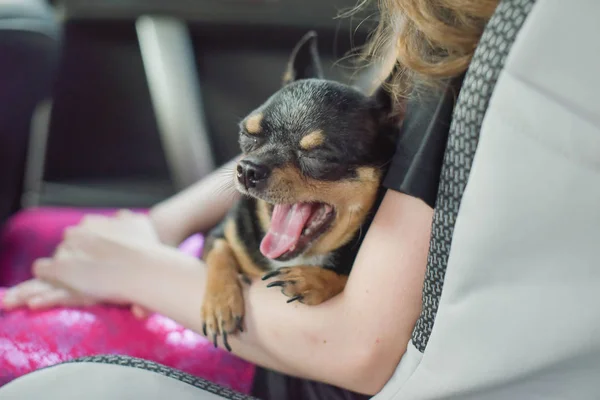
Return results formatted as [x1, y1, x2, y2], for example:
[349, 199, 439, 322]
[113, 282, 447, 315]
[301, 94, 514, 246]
[0, 208, 255, 392]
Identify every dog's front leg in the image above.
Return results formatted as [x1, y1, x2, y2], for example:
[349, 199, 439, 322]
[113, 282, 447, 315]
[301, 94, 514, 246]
[201, 238, 244, 352]
[262, 266, 348, 305]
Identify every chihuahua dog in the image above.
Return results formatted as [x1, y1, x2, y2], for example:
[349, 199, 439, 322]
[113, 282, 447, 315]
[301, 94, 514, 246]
[200, 31, 400, 351]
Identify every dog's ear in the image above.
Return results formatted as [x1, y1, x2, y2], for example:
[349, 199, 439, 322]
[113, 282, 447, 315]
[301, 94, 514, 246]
[369, 80, 402, 151]
[282, 31, 324, 86]
[370, 64, 404, 125]
[371, 83, 404, 128]
[372, 84, 394, 118]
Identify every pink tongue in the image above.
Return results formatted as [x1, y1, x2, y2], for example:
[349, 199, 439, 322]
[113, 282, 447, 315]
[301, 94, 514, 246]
[260, 203, 313, 259]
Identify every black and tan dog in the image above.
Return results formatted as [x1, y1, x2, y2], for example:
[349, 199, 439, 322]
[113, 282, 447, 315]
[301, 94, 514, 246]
[200, 31, 400, 350]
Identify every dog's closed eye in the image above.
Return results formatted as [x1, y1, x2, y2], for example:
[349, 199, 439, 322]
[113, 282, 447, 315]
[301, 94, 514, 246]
[239, 130, 264, 152]
[299, 130, 325, 151]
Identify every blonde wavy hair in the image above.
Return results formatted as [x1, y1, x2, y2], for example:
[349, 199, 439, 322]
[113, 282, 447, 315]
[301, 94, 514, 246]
[354, 0, 500, 98]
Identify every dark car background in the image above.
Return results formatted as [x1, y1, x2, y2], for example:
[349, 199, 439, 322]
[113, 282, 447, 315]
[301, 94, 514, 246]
[0, 0, 375, 226]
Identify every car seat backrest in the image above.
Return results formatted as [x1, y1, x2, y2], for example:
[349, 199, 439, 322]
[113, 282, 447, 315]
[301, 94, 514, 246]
[0, 0, 60, 223]
[376, 0, 600, 398]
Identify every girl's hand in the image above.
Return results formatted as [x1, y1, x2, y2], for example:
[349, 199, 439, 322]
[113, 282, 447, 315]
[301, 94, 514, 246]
[3, 278, 99, 310]
[3, 210, 161, 316]
[68, 210, 158, 317]
[76, 209, 160, 245]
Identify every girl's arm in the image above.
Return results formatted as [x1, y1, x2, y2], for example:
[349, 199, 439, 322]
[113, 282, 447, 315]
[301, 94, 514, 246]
[127, 189, 432, 395]
[149, 156, 240, 246]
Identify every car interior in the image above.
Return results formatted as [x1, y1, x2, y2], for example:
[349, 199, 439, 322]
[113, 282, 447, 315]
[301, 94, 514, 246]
[7, 0, 373, 216]
[3, 0, 599, 398]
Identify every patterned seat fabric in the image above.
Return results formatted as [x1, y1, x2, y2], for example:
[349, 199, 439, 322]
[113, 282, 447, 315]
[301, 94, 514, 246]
[65, 355, 260, 400]
[411, 0, 536, 352]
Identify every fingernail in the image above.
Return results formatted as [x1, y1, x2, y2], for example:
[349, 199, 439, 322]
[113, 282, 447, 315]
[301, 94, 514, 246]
[131, 307, 148, 320]
[29, 295, 52, 310]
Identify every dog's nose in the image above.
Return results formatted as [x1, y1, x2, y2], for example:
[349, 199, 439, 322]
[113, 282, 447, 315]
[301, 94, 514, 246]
[237, 159, 271, 190]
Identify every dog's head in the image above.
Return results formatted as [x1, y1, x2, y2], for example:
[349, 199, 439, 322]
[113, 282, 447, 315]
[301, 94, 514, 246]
[235, 31, 399, 261]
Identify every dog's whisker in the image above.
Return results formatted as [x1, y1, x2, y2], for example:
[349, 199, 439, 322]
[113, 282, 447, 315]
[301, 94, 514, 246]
[215, 176, 235, 189]
[356, 212, 364, 243]
[347, 208, 364, 250]
[215, 187, 237, 200]
[216, 167, 236, 179]
[377, 158, 393, 170]
[215, 180, 234, 191]
[344, 207, 354, 237]
[214, 180, 238, 199]
[214, 187, 235, 199]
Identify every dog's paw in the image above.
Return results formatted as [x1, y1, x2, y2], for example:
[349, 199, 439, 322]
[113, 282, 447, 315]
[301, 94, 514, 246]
[261, 266, 348, 306]
[201, 281, 244, 352]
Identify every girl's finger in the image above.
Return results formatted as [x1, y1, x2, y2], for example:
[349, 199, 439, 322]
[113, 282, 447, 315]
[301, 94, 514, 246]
[3, 279, 56, 308]
[27, 288, 72, 309]
[32, 255, 113, 303]
[32, 257, 82, 286]
[53, 243, 70, 259]
[80, 214, 108, 227]
[62, 225, 80, 240]
[28, 288, 96, 310]
[31, 258, 57, 280]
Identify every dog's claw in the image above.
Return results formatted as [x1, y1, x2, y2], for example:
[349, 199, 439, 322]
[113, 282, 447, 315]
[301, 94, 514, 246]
[213, 333, 218, 348]
[266, 280, 286, 288]
[262, 270, 282, 280]
[223, 332, 232, 352]
[236, 316, 244, 332]
[202, 323, 207, 337]
[287, 295, 303, 303]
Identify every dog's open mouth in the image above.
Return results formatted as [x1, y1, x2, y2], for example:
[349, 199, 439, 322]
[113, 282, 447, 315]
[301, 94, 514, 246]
[260, 202, 335, 261]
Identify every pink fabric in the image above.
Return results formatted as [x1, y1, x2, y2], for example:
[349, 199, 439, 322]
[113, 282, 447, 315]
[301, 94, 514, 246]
[0, 207, 147, 286]
[0, 207, 255, 391]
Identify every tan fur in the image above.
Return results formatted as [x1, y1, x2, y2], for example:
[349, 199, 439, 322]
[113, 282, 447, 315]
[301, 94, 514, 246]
[268, 266, 348, 305]
[299, 130, 325, 150]
[201, 239, 244, 336]
[244, 113, 263, 134]
[256, 200, 271, 234]
[224, 218, 265, 278]
[257, 165, 381, 256]
[282, 68, 294, 86]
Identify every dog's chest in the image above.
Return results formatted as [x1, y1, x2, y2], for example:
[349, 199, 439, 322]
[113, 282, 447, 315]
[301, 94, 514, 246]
[267, 254, 331, 270]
